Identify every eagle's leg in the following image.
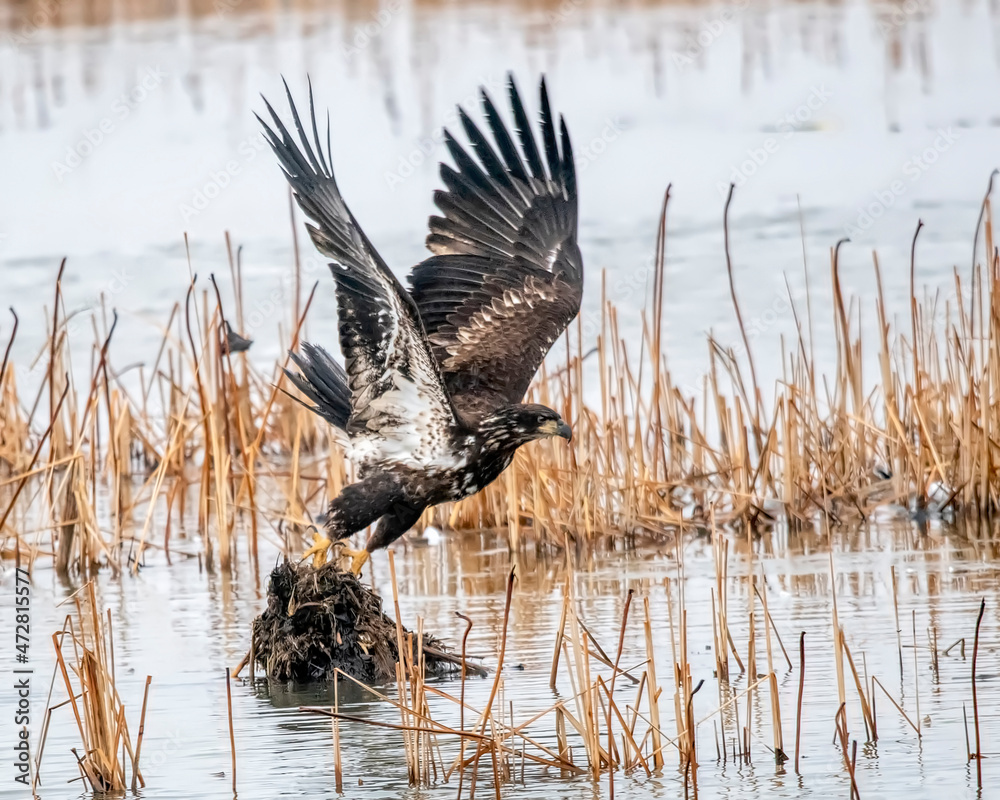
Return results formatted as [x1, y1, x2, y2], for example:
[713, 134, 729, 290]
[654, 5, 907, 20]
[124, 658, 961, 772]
[348, 502, 426, 575]
[303, 532, 334, 568]
[305, 474, 402, 568]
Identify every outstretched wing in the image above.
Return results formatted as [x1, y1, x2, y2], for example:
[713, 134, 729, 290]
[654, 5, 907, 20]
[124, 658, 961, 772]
[408, 75, 583, 417]
[259, 81, 461, 469]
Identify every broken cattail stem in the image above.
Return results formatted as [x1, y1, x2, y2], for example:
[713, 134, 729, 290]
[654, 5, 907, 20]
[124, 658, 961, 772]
[130, 676, 152, 792]
[795, 632, 805, 773]
[332, 673, 343, 793]
[225, 668, 236, 795]
[643, 595, 664, 771]
[971, 598, 986, 787]
[871, 677, 920, 737]
[911, 610, 921, 737]
[455, 611, 474, 798]
[550, 589, 569, 690]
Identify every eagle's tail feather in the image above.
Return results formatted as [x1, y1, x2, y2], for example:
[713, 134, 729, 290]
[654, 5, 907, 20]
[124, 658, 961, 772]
[284, 343, 352, 433]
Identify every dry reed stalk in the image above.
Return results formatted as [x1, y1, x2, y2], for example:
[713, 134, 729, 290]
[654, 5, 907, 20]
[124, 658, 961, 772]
[794, 632, 805, 773]
[566, 598, 601, 777]
[890, 566, 903, 678]
[829, 555, 848, 734]
[870, 677, 920, 736]
[387, 550, 417, 781]
[225, 667, 237, 794]
[606, 589, 633, 791]
[642, 595, 664, 771]
[840, 637, 876, 742]
[758, 573, 785, 762]
[970, 598, 985, 786]
[711, 529, 731, 681]
[911, 610, 921, 737]
[6, 182, 1000, 589]
[131, 676, 152, 792]
[332, 670, 343, 793]
[834, 703, 860, 800]
[40, 582, 149, 792]
[456, 612, 474, 797]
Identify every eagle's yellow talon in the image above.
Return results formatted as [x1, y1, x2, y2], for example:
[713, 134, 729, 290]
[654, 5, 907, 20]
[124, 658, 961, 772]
[302, 532, 333, 568]
[335, 545, 370, 576]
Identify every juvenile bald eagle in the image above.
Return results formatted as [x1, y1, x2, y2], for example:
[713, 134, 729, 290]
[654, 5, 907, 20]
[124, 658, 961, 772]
[260, 75, 582, 574]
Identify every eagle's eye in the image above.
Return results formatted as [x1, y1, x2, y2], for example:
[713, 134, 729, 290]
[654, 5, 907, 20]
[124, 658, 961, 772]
[536, 414, 546, 424]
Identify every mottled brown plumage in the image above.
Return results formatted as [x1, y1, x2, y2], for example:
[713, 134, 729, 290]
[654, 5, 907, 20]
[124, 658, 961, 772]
[259, 74, 582, 572]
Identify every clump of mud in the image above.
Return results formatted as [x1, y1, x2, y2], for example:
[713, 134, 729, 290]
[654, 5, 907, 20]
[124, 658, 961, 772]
[252, 560, 469, 683]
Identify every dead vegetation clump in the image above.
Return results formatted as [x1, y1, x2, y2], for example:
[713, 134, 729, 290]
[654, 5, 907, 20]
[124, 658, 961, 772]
[251, 560, 464, 683]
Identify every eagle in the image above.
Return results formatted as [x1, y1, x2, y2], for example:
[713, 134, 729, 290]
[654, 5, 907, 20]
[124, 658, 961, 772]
[259, 75, 583, 575]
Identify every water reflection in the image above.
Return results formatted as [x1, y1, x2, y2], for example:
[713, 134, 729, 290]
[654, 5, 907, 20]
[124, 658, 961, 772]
[3, 508, 998, 798]
[2, 0, 995, 133]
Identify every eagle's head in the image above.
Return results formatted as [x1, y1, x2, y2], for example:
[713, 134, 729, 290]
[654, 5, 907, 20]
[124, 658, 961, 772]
[479, 403, 572, 450]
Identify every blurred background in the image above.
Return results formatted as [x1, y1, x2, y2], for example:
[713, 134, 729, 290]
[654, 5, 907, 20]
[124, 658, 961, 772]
[1, 0, 998, 390]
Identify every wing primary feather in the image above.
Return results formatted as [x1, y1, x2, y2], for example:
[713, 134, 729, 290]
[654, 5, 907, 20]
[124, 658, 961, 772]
[538, 77, 562, 186]
[408, 74, 583, 412]
[282, 76, 326, 179]
[560, 115, 577, 214]
[459, 106, 517, 195]
[481, 89, 530, 187]
[441, 137, 522, 225]
[257, 100, 310, 180]
[307, 76, 331, 176]
[507, 74, 545, 182]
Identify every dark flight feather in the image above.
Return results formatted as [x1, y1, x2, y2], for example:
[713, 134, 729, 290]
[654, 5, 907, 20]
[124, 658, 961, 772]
[409, 75, 583, 415]
[259, 82, 461, 467]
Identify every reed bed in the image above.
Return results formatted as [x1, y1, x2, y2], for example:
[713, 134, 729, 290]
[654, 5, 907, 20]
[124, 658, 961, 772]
[300, 518, 993, 797]
[36, 581, 152, 794]
[1, 183, 999, 575]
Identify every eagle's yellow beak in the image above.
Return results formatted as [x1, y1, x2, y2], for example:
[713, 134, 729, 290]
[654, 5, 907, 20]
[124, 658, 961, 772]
[540, 418, 573, 442]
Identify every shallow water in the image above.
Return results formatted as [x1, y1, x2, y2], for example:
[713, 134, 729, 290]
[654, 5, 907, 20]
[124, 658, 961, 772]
[2, 522, 999, 798]
[2, 0, 1000, 798]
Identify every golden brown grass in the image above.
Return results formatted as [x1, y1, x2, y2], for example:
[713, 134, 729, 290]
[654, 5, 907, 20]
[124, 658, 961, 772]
[1, 182, 998, 575]
[37, 581, 152, 793]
